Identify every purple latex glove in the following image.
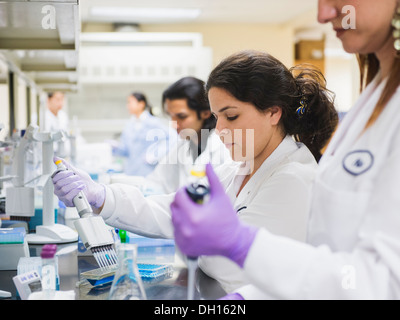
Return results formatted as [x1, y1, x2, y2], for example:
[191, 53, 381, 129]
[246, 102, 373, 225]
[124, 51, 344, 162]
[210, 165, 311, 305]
[171, 163, 258, 268]
[218, 293, 244, 300]
[52, 157, 105, 209]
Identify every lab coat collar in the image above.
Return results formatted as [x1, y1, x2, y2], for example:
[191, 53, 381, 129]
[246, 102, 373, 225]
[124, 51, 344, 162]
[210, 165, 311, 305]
[140, 110, 151, 121]
[131, 110, 151, 122]
[237, 135, 298, 177]
[233, 135, 300, 204]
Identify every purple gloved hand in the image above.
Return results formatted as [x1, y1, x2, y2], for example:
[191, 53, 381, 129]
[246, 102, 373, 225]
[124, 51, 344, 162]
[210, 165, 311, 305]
[218, 293, 244, 300]
[171, 163, 258, 268]
[52, 157, 105, 209]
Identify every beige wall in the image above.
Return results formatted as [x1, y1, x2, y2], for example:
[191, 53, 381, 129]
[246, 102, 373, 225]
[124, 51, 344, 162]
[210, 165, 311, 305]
[325, 56, 360, 112]
[77, 21, 360, 142]
[0, 84, 9, 138]
[141, 23, 295, 68]
[83, 22, 296, 68]
[16, 78, 27, 130]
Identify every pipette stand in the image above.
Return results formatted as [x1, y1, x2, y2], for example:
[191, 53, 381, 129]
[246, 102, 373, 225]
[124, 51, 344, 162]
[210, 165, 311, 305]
[25, 131, 78, 244]
[5, 125, 37, 219]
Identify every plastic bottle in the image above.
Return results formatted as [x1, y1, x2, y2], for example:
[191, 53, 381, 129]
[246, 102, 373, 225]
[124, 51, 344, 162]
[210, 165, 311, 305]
[108, 235, 146, 300]
[41, 244, 58, 299]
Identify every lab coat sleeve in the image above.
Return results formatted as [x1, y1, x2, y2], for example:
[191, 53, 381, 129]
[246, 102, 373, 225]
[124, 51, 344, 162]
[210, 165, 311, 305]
[100, 184, 174, 239]
[242, 138, 400, 299]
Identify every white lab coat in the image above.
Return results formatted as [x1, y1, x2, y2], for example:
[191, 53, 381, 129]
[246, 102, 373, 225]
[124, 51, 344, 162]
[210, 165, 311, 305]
[237, 75, 400, 299]
[44, 109, 69, 133]
[100, 135, 318, 292]
[144, 130, 232, 194]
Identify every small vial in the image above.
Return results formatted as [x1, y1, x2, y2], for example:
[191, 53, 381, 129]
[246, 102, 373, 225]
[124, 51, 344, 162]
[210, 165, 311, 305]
[119, 229, 127, 244]
[41, 244, 58, 299]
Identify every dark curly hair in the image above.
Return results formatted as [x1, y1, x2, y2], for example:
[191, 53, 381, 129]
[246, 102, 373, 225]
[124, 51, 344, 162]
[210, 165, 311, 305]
[206, 50, 338, 162]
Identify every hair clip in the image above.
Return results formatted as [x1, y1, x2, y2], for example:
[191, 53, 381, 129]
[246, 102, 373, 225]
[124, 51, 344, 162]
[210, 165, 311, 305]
[296, 99, 307, 116]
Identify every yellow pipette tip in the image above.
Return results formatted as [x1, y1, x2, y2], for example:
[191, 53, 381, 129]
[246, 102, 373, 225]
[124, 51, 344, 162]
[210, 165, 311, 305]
[190, 170, 206, 178]
[55, 160, 62, 165]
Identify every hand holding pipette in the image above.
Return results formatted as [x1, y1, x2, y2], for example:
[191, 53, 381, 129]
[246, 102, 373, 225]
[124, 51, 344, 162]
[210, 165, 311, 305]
[171, 163, 257, 267]
[179, 165, 210, 300]
[171, 164, 254, 300]
[52, 158, 117, 269]
[52, 159, 92, 217]
[52, 157, 105, 211]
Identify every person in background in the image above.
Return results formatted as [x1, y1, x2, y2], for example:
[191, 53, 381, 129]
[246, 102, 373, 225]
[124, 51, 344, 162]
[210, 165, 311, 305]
[52, 51, 337, 293]
[170, 0, 400, 299]
[112, 92, 177, 176]
[44, 91, 70, 157]
[44, 91, 69, 133]
[145, 76, 232, 194]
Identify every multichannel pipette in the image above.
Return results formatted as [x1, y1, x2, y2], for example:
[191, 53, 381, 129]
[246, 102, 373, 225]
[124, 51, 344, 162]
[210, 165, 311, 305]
[52, 160, 118, 269]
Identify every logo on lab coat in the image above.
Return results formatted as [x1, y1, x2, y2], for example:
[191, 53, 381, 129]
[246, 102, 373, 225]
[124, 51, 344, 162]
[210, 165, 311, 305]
[343, 150, 374, 176]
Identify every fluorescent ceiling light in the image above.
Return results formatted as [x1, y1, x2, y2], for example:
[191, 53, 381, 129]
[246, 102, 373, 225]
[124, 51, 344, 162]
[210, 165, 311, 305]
[90, 7, 201, 21]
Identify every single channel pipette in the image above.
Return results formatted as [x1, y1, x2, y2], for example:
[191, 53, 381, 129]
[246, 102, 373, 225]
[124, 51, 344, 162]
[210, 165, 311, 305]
[185, 165, 210, 300]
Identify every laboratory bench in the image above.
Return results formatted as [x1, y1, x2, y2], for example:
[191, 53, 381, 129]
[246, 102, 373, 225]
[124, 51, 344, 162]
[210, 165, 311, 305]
[0, 242, 227, 300]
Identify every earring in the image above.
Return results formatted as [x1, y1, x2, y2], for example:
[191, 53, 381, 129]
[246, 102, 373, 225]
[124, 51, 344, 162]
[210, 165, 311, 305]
[392, 4, 400, 57]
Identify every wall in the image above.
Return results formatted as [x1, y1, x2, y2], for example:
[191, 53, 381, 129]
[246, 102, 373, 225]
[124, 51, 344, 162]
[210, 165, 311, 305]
[68, 82, 172, 142]
[16, 78, 27, 130]
[71, 22, 295, 143]
[0, 84, 9, 139]
[72, 21, 360, 144]
[141, 23, 295, 68]
[325, 55, 360, 113]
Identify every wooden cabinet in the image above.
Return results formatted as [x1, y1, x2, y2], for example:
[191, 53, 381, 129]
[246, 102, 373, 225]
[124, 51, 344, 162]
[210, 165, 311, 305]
[295, 39, 325, 75]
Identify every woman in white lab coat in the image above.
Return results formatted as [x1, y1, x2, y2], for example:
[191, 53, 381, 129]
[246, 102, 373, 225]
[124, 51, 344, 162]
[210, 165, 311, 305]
[44, 91, 70, 157]
[52, 53, 337, 292]
[144, 76, 231, 194]
[171, 0, 400, 299]
[44, 91, 69, 133]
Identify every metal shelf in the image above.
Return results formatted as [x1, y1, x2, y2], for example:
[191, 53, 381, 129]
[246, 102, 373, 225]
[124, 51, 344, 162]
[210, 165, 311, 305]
[0, 0, 80, 92]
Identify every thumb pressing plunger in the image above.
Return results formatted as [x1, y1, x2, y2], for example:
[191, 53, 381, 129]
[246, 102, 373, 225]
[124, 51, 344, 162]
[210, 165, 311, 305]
[52, 160, 93, 218]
